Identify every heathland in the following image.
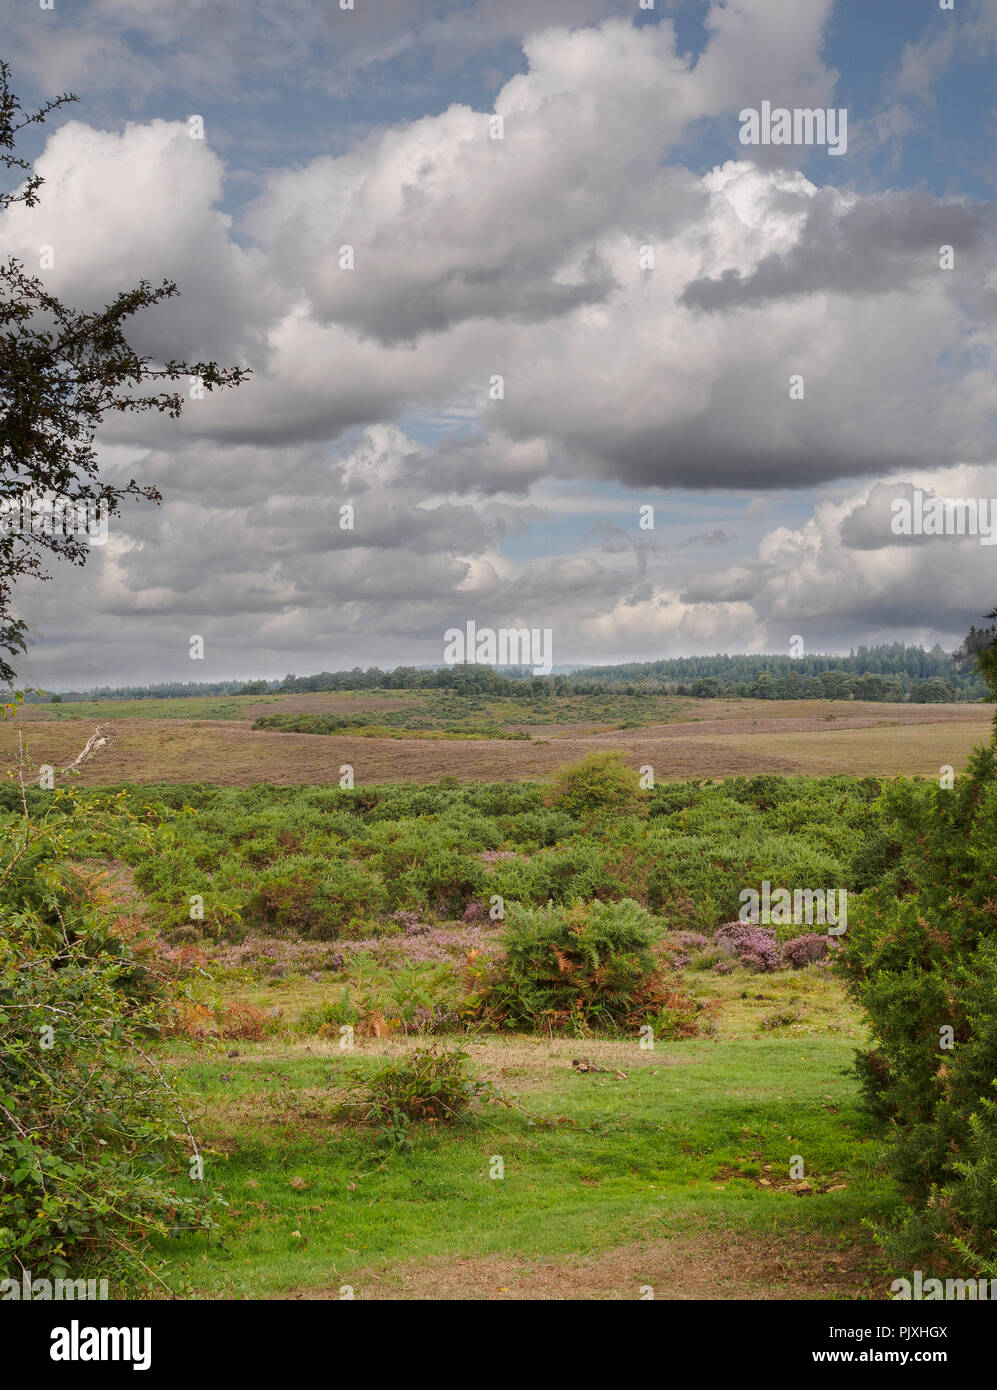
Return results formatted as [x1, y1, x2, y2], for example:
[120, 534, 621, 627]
[2, 692, 994, 1300]
[2, 691, 991, 785]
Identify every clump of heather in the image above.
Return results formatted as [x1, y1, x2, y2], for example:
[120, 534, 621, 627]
[658, 931, 709, 971]
[675, 932, 709, 951]
[781, 934, 831, 969]
[391, 908, 429, 935]
[714, 920, 780, 972]
[462, 899, 490, 924]
[340, 922, 503, 966]
[712, 959, 734, 975]
[213, 934, 345, 974]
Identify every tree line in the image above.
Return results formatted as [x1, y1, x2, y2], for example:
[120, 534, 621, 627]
[22, 639, 990, 703]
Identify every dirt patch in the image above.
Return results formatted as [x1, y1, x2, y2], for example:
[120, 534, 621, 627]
[712, 1162, 848, 1196]
[283, 1226, 882, 1300]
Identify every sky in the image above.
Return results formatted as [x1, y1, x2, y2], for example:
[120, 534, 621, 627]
[2, 0, 996, 688]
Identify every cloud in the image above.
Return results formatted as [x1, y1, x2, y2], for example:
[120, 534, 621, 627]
[679, 189, 991, 310]
[4, 5, 997, 685]
[677, 529, 731, 548]
[684, 468, 997, 643]
[242, 20, 701, 343]
[0, 118, 272, 363]
[3, 0, 636, 104]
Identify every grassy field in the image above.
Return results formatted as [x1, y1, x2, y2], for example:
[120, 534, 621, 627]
[2, 693, 991, 784]
[149, 972, 894, 1301]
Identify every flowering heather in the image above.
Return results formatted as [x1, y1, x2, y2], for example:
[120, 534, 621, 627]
[671, 931, 710, 967]
[659, 945, 690, 971]
[462, 899, 490, 924]
[781, 934, 831, 969]
[212, 934, 346, 974]
[714, 920, 780, 972]
[391, 908, 430, 934]
[338, 921, 503, 966]
[658, 931, 709, 971]
[411, 1003, 457, 1034]
[674, 932, 710, 951]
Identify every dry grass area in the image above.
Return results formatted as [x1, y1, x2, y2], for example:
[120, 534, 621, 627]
[208, 1031, 708, 1074]
[1, 697, 990, 785]
[287, 1227, 880, 1301]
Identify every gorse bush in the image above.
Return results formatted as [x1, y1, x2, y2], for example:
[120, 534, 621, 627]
[243, 856, 387, 938]
[838, 740, 997, 1272]
[253, 710, 529, 740]
[544, 751, 644, 820]
[6, 775, 874, 946]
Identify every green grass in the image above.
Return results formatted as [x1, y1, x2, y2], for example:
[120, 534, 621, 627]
[148, 1025, 895, 1298]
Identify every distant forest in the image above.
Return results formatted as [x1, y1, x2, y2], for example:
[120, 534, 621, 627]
[18, 640, 992, 703]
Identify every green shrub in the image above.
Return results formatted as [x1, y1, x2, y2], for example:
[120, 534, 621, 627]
[244, 856, 386, 937]
[479, 897, 664, 1034]
[341, 1046, 488, 1127]
[394, 849, 484, 918]
[0, 793, 213, 1284]
[300, 988, 357, 1034]
[544, 751, 643, 820]
[645, 986, 716, 1039]
[44, 775, 869, 946]
[504, 809, 580, 848]
[838, 741, 997, 1272]
[487, 843, 613, 907]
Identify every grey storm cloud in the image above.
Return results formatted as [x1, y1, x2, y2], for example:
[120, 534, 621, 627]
[838, 481, 924, 550]
[403, 435, 553, 498]
[679, 190, 991, 311]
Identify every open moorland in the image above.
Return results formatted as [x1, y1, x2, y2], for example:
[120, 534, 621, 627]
[2, 691, 992, 784]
